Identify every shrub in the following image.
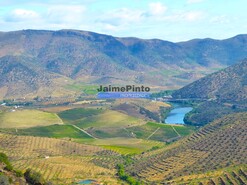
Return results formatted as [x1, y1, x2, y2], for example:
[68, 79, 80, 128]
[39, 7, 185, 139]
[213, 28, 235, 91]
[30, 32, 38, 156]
[15, 170, 23, 177]
[24, 168, 45, 185]
[0, 153, 13, 171]
[116, 164, 142, 185]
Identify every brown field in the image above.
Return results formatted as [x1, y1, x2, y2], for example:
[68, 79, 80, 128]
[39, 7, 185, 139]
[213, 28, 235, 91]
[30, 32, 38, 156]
[40, 106, 76, 113]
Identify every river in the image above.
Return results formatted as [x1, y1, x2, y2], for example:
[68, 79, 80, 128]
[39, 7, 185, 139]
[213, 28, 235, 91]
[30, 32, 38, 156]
[164, 106, 193, 124]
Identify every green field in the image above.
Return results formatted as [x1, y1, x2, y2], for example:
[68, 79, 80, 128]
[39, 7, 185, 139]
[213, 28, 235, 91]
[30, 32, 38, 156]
[0, 109, 63, 128]
[76, 137, 165, 155]
[127, 122, 196, 142]
[57, 103, 193, 143]
[64, 83, 98, 95]
[59, 108, 144, 138]
[11, 124, 93, 139]
[58, 108, 103, 122]
[58, 108, 143, 129]
[0, 106, 197, 157]
[74, 110, 142, 129]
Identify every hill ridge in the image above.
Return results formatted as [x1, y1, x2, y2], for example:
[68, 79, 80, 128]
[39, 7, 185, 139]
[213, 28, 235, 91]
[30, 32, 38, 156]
[1, 29, 247, 99]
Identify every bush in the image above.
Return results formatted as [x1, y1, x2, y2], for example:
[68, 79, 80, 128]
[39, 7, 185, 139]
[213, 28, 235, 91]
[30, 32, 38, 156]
[116, 164, 142, 185]
[0, 153, 9, 164]
[24, 168, 45, 185]
[0, 153, 13, 171]
[15, 170, 23, 177]
[4, 165, 13, 171]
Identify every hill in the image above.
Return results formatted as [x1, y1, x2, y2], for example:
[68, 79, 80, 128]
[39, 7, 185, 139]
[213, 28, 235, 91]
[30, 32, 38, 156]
[127, 113, 247, 184]
[172, 60, 247, 103]
[172, 60, 247, 125]
[0, 134, 122, 184]
[1, 30, 247, 99]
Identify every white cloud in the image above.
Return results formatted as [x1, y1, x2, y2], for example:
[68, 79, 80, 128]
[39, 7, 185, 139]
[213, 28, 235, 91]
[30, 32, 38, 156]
[102, 24, 120, 32]
[47, 5, 86, 24]
[210, 15, 230, 24]
[98, 8, 144, 26]
[5, 9, 40, 22]
[149, 2, 167, 16]
[96, 8, 146, 33]
[164, 11, 204, 22]
[183, 11, 203, 21]
[187, 0, 204, 4]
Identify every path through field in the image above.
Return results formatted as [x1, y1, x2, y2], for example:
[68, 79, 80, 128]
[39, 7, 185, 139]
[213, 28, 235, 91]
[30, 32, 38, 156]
[146, 127, 160, 140]
[172, 126, 181, 137]
[71, 125, 98, 139]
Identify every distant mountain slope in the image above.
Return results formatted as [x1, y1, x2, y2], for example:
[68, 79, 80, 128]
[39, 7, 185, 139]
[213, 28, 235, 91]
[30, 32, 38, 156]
[172, 60, 247, 103]
[0, 55, 76, 99]
[1, 29, 247, 99]
[127, 113, 247, 184]
[172, 60, 247, 125]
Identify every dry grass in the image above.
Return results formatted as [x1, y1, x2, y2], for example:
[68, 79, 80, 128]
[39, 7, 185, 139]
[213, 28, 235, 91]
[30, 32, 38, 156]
[0, 109, 63, 128]
[40, 106, 75, 113]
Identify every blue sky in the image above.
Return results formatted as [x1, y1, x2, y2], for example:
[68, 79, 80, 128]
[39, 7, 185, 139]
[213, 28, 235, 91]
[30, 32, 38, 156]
[0, 0, 246, 41]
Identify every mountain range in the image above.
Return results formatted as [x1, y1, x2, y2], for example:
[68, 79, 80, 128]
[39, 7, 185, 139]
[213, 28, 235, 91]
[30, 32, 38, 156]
[1, 29, 247, 99]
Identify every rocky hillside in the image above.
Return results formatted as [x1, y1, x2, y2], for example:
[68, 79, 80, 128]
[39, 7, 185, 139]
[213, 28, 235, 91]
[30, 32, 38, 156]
[172, 59, 247, 103]
[172, 60, 247, 125]
[1, 30, 247, 99]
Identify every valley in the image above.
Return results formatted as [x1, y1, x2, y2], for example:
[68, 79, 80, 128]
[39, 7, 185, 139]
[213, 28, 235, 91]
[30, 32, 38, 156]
[0, 98, 196, 184]
[0, 30, 246, 185]
[1, 88, 246, 185]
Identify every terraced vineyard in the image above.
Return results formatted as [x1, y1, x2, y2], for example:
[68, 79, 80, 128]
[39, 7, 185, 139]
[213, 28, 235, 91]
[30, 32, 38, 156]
[0, 134, 123, 184]
[171, 165, 247, 184]
[1, 105, 245, 184]
[127, 113, 247, 184]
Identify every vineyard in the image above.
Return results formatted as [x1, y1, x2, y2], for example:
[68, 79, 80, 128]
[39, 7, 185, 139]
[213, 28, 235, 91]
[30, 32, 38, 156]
[127, 113, 247, 184]
[0, 134, 123, 184]
[171, 165, 247, 184]
[1, 105, 245, 184]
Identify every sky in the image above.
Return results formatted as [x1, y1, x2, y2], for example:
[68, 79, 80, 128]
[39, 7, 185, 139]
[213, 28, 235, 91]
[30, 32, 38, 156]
[0, 0, 246, 42]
